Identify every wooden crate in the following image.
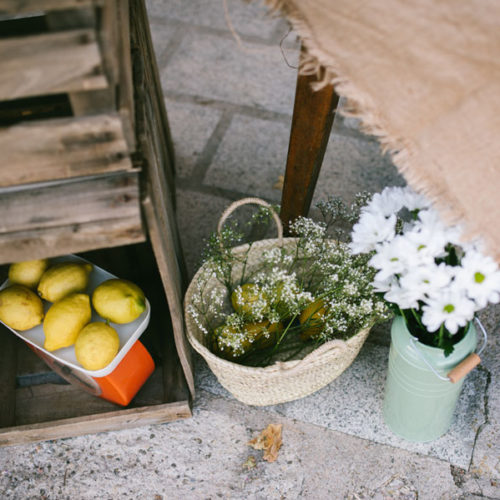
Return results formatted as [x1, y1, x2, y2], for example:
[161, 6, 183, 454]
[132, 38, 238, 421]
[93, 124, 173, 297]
[0, 0, 195, 445]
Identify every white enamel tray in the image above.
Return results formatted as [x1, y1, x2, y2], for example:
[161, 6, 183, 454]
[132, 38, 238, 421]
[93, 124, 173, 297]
[0, 254, 151, 377]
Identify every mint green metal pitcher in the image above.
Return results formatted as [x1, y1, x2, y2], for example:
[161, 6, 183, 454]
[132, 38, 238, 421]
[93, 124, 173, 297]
[383, 315, 483, 442]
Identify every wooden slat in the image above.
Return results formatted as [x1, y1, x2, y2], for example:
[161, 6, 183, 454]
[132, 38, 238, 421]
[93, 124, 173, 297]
[0, 29, 107, 101]
[0, 113, 132, 187]
[0, 172, 140, 233]
[0, 1, 103, 15]
[16, 383, 117, 425]
[44, 5, 113, 117]
[0, 399, 191, 447]
[0, 216, 145, 265]
[98, 0, 119, 86]
[132, 219, 192, 404]
[131, 0, 176, 193]
[116, 0, 136, 150]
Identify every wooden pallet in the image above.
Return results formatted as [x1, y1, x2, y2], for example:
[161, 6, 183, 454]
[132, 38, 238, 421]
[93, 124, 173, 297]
[0, 0, 194, 445]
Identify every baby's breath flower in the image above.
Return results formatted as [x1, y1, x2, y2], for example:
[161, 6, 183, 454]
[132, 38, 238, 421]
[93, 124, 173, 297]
[290, 217, 327, 242]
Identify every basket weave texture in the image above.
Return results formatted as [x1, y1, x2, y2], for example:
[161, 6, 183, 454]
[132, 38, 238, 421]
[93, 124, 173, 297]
[184, 237, 371, 406]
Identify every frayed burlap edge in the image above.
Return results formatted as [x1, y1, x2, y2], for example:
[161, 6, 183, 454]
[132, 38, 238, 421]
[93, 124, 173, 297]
[258, 0, 489, 253]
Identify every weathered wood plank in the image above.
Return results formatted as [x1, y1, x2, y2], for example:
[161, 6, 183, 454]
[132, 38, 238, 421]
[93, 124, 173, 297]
[0, 114, 132, 187]
[98, 0, 119, 83]
[131, 0, 176, 192]
[116, 0, 135, 150]
[0, 172, 140, 233]
[0, 400, 191, 447]
[0, 216, 145, 265]
[0, 29, 107, 101]
[0, 0, 103, 15]
[16, 383, 117, 425]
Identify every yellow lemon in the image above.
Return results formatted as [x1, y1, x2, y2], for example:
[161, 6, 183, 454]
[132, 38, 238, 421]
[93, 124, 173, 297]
[0, 284, 44, 331]
[212, 324, 252, 359]
[92, 279, 145, 324]
[43, 293, 91, 351]
[8, 259, 49, 289]
[38, 262, 93, 302]
[231, 283, 268, 316]
[299, 299, 327, 340]
[243, 320, 283, 350]
[75, 322, 120, 371]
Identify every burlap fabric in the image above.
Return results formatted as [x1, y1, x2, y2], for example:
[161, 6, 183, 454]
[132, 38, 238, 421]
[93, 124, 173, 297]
[262, 0, 500, 261]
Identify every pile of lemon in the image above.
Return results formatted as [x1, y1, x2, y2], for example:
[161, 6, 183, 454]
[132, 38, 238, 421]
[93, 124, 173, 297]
[212, 283, 328, 361]
[0, 258, 146, 371]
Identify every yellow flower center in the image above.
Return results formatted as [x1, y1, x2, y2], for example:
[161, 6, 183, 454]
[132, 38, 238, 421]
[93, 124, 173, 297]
[474, 272, 485, 284]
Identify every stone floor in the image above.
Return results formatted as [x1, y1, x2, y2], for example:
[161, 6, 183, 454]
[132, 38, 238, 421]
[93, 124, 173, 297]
[1, 1, 500, 498]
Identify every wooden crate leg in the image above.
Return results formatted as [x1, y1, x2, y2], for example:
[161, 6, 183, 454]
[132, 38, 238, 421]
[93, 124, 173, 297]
[142, 196, 195, 399]
[280, 54, 339, 233]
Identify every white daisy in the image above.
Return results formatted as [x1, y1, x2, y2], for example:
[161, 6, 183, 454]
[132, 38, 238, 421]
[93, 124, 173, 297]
[350, 212, 396, 254]
[403, 224, 448, 262]
[455, 249, 500, 308]
[400, 186, 431, 211]
[421, 289, 476, 334]
[399, 262, 454, 298]
[365, 186, 407, 217]
[416, 208, 462, 247]
[369, 235, 417, 281]
[384, 282, 423, 309]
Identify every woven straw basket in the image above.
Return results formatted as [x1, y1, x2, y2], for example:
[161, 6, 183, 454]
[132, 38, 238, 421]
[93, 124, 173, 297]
[184, 198, 371, 406]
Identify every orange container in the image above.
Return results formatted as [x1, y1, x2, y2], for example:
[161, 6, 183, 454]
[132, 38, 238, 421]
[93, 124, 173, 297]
[95, 341, 155, 405]
[31, 340, 155, 406]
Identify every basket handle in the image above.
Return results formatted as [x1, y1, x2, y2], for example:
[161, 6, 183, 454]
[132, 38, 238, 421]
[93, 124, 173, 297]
[275, 339, 348, 374]
[217, 197, 283, 245]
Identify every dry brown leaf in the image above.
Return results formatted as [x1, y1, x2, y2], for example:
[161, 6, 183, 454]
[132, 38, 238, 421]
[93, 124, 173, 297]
[273, 175, 284, 190]
[247, 423, 283, 462]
